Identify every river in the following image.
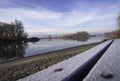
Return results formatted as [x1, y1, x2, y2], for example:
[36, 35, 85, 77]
[0, 36, 105, 63]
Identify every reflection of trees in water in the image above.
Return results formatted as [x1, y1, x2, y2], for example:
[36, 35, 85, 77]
[64, 37, 90, 42]
[48, 38, 52, 41]
[0, 42, 28, 62]
[76, 37, 89, 42]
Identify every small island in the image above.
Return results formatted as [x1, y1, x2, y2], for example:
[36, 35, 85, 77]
[60, 31, 90, 41]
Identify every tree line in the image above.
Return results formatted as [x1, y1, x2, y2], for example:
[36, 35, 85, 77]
[60, 31, 90, 41]
[0, 20, 28, 42]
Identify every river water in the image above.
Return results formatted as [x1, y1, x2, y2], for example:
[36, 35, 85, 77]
[0, 36, 105, 63]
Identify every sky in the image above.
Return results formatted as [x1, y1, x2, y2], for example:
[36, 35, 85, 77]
[0, 0, 120, 35]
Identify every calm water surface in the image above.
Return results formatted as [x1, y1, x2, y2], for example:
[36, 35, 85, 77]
[0, 36, 105, 63]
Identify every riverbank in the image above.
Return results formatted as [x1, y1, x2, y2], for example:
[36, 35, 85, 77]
[0, 41, 103, 81]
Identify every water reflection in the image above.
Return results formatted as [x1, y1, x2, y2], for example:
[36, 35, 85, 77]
[0, 42, 28, 62]
[76, 37, 89, 42]
[0, 36, 104, 63]
[63, 37, 89, 42]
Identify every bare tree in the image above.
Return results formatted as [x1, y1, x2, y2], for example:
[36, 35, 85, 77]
[0, 20, 28, 41]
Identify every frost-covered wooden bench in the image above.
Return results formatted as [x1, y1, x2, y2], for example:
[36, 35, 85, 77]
[84, 39, 120, 81]
[19, 39, 119, 81]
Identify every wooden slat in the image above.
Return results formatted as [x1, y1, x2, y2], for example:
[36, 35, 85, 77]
[84, 39, 120, 81]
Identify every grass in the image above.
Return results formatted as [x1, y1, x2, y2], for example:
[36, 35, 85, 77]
[0, 41, 103, 81]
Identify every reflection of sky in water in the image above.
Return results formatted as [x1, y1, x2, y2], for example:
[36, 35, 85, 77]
[25, 36, 105, 57]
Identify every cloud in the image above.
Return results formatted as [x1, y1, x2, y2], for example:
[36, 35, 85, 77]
[50, 11, 97, 27]
[0, 0, 120, 35]
[0, 6, 97, 30]
[0, 8, 62, 21]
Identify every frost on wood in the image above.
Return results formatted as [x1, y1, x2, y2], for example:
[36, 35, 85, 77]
[19, 40, 112, 81]
[84, 39, 120, 81]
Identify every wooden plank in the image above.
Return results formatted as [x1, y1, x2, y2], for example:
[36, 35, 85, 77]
[19, 40, 112, 81]
[84, 39, 120, 81]
[62, 40, 113, 81]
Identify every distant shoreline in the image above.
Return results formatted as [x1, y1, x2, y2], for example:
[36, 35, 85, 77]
[0, 41, 103, 81]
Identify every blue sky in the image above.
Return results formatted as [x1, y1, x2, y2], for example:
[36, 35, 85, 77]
[0, 0, 120, 35]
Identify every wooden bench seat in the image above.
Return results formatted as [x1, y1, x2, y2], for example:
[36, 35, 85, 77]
[84, 39, 120, 81]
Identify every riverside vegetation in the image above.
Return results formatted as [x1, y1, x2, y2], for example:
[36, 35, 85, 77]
[0, 20, 40, 43]
[0, 20, 28, 42]
[60, 31, 90, 42]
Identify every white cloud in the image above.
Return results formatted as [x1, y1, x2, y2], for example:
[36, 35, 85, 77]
[0, 0, 119, 35]
[50, 11, 96, 27]
[0, 8, 62, 21]
[0, 7, 97, 31]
